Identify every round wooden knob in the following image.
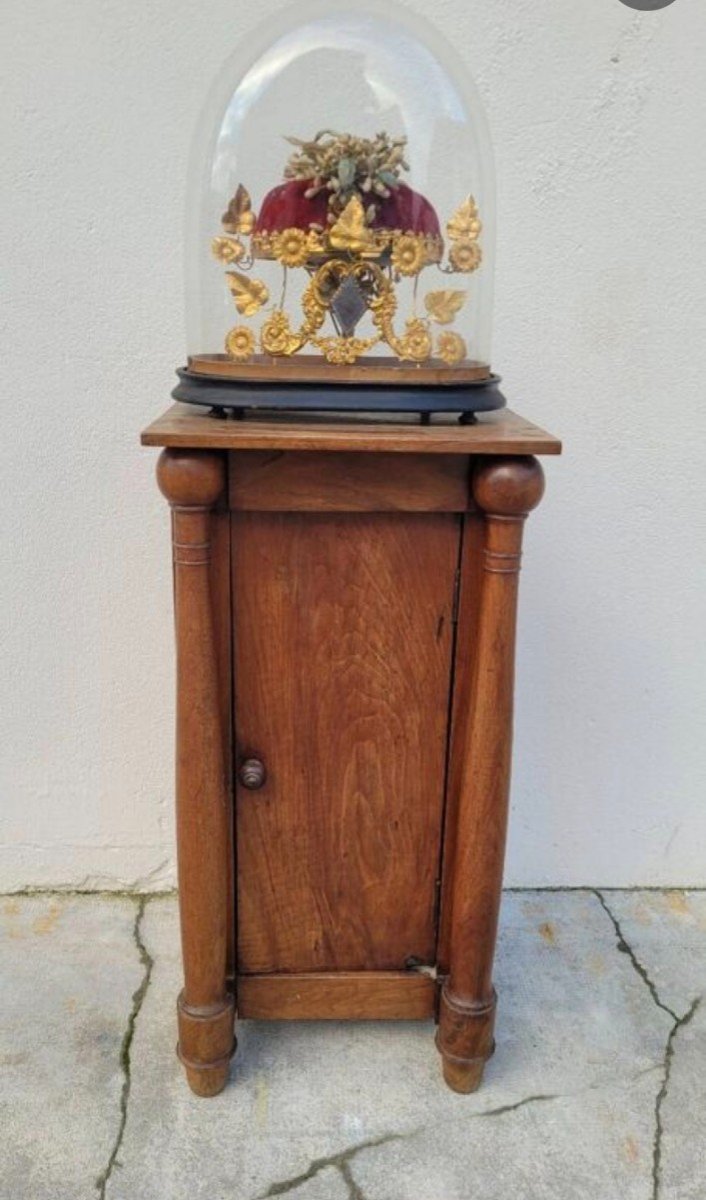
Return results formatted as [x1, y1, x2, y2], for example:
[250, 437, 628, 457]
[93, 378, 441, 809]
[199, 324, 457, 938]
[238, 758, 267, 790]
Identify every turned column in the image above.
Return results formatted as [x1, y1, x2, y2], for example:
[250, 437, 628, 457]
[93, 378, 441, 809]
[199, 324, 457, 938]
[157, 449, 235, 1097]
[437, 455, 545, 1093]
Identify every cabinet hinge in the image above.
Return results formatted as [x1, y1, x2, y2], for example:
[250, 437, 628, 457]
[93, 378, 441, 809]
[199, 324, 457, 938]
[451, 567, 462, 625]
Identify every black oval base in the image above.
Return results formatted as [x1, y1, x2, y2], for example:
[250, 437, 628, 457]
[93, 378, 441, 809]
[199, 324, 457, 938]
[172, 367, 506, 419]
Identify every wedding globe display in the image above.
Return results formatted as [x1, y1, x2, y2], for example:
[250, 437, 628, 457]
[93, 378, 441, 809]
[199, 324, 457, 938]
[177, 2, 501, 414]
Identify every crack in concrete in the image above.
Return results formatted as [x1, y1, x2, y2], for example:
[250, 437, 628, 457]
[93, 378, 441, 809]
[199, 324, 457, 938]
[592, 889, 679, 1022]
[592, 889, 701, 1200]
[94, 896, 154, 1199]
[256, 1133, 404, 1200]
[0, 886, 176, 899]
[475, 1092, 558, 1118]
[339, 1158, 366, 1200]
[652, 996, 700, 1200]
[423, 1063, 667, 1143]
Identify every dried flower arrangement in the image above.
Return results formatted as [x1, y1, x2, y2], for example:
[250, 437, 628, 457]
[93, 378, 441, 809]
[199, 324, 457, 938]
[283, 130, 410, 222]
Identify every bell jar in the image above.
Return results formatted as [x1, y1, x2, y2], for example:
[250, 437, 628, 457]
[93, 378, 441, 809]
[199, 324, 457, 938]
[179, 0, 500, 414]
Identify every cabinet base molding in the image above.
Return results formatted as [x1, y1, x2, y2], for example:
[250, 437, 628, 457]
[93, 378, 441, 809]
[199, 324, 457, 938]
[238, 971, 437, 1021]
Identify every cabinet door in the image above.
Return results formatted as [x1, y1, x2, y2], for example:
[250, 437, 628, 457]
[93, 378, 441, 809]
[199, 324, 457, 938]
[232, 511, 460, 974]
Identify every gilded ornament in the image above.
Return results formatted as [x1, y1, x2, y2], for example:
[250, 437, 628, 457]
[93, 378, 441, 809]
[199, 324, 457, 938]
[328, 196, 374, 255]
[225, 325, 255, 361]
[207, 143, 489, 369]
[260, 310, 302, 356]
[424, 289, 467, 324]
[272, 227, 310, 267]
[397, 317, 432, 363]
[391, 234, 426, 277]
[222, 184, 255, 235]
[211, 235, 245, 264]
[446, 195, 482, 242]
[449, 239, 482, 273]
[251, 225, 443, 267]
[226, 271, 270, 316]
[312, 335, 380, 365]
[436, 331, 467, 365]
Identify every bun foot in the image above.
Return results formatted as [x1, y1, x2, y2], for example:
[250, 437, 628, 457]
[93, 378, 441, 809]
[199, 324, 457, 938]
[441, 1055, 485, 1094]
[436, 986, 495, 1095]
[177, 992, 235, 1097]
[185, 1062, 231, 1097]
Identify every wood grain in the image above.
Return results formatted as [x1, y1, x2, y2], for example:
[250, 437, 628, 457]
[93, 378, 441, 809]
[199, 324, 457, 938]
[437, 456, 546, 1093]
[142, 404, 562, 456]
[210, 503, 236, 982]
[156, 449, 235, 1096]
[232, 510, 460, 974]
[228, 450, 470, 512]
[147, 416, 559, 1097]
[238, 971, 436, 1020]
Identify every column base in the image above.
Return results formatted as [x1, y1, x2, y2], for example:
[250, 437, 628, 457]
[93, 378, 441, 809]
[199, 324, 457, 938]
[182, 1061, 232, 1098]
[176, 991, 236, 1097]
[436, 985, 496, 1094]
[441, 1054, 486, 1094]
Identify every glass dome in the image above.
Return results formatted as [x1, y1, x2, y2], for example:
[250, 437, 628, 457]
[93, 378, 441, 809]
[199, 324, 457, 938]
[185, 0, 495, 388]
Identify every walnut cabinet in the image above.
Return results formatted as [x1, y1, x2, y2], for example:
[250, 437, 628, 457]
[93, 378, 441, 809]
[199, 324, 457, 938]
[142, 404, 561, 1096]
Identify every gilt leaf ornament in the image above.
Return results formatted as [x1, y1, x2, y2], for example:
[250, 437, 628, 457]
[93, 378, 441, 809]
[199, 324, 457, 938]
[424, 290, 467, 325]
[226, 271, 270, 317]
[222, 184, 256, 235]
[328, 197, 374, 255]
[446, 196, 482, 242]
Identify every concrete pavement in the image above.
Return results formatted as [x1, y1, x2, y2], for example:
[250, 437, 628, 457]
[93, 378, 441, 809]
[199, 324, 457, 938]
[1, 890, 704, 1200]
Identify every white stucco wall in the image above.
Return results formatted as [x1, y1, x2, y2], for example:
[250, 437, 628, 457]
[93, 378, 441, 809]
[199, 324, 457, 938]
[2, 0, 705, 891]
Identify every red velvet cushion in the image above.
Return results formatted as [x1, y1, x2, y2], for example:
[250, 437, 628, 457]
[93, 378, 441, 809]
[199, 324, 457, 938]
[255, 179, 441, 238]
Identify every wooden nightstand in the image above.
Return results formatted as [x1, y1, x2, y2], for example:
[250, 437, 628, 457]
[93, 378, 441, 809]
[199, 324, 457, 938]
[142, 404, 561, 1096]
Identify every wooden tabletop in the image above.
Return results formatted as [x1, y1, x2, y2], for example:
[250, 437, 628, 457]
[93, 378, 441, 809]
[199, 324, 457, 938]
[141, 403, 562, 456]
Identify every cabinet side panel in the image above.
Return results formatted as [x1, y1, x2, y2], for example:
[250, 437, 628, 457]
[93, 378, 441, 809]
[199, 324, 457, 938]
[232, 511, 460, 974]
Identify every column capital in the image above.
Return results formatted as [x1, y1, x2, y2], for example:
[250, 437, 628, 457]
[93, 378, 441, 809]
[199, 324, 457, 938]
[157, 448, 225, 508]
[473, 456, 545, 517]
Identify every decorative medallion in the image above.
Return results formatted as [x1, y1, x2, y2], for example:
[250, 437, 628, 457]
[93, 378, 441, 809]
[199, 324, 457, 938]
[448, 240, 482, 273]
[225, 326, 255, 361]
[436, 331, 467, 365]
